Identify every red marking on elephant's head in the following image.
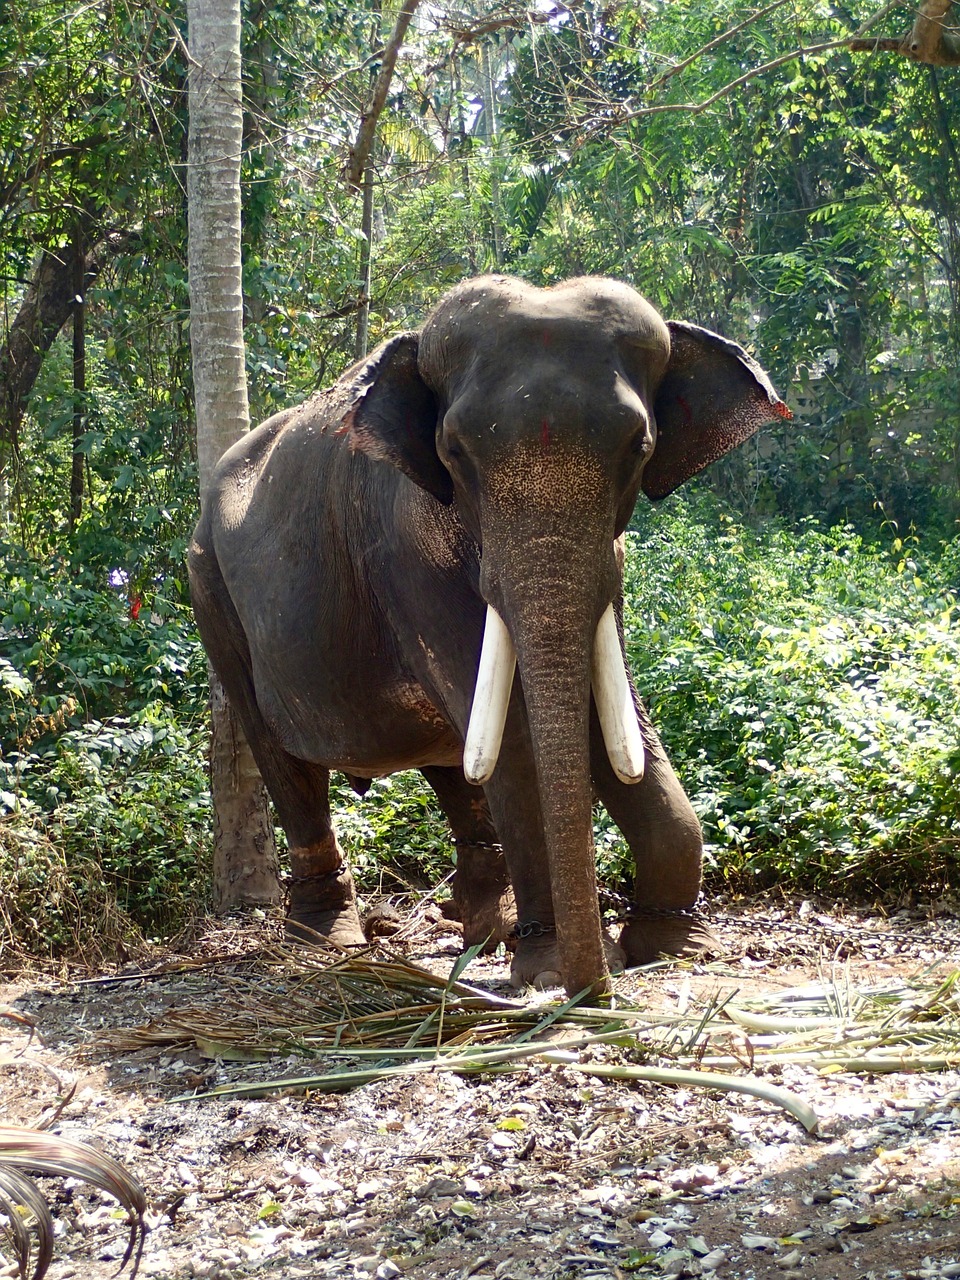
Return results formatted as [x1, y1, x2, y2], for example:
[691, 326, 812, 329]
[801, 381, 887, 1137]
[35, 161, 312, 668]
[676, 395, 693, 426]
[541, 418, 551, 448]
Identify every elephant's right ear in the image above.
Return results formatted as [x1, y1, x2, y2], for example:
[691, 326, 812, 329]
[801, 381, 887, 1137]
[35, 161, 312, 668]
[339, 333, 453, 504]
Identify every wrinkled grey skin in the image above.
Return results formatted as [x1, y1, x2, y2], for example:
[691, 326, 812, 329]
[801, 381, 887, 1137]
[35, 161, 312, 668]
[189, 275, 788, 997]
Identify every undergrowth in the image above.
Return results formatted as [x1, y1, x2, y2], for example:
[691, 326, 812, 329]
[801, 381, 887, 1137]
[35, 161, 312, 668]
[617, 499, 960, 896]
[0, 541, 210, 959]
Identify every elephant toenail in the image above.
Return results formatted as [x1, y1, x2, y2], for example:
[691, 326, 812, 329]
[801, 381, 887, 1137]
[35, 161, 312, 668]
[531, 970, 563, 990]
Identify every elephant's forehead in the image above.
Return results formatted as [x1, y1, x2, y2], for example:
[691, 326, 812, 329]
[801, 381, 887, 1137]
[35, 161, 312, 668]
[425, 276, 667, 346]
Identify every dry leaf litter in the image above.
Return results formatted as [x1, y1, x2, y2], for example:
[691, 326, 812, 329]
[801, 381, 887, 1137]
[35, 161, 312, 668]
[1, 896, 959, 1280]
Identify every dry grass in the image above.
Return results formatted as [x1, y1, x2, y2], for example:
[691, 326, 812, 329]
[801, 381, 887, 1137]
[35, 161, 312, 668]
[99, 945, 960, 1134]
[0, 816, 144, 974]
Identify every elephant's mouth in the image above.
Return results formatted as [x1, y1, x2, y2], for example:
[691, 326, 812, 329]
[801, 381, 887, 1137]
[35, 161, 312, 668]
[463, 600, 645, 787]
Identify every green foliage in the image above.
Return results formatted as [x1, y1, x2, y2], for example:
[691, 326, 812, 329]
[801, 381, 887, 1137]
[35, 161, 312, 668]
[331, 774, 452, 891]
[37, 707, 210, 930]
[0, 540, 204, 726]
[614, 498, 960, 894]
[0, 552, 210, 947]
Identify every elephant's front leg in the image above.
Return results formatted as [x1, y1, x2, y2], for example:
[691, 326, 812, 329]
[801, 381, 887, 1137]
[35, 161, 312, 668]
[590, 702, 720, 966]
[277, 758, 368, 949]
[421, 766, 516, 953]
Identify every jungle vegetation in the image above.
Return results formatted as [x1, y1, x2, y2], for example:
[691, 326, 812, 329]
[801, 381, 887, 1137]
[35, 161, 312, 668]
[2, 0, 959, 958]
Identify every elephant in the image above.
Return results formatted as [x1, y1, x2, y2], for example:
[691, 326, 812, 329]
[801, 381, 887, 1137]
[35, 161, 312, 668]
[188, 274, 789, 998]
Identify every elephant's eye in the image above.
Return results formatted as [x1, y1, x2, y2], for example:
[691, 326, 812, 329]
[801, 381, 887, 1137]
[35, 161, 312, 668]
[627, 423, 653, 460]
[440, 421, 471, 470]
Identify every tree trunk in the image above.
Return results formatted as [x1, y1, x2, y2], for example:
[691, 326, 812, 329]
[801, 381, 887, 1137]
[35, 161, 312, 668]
[346, 0, 421, 191]
[0, 234, 99, 461]
[480, 43, 505, 269]
[187, 0, 279, 909]
[70, 224, 86, 531]
[208, 672, 280, 911]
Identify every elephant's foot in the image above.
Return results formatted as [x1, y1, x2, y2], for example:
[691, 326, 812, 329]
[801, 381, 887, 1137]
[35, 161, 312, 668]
[450, 843, 517, 954]
[286, 866, 367, 951]
[619, 907, 720, 967]
[509, 927, 626, 991]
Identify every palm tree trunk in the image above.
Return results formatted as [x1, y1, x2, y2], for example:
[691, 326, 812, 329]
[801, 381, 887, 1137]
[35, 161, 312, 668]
[187, 0, 279, 909]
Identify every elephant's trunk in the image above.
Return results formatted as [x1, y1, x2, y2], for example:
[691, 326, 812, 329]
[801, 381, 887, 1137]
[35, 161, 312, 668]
[507, 546, 609, 997]
[478, 507, 619, 997]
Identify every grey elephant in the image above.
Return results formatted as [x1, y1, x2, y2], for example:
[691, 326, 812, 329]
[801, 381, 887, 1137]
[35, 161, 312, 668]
[188, 274, 788, 997]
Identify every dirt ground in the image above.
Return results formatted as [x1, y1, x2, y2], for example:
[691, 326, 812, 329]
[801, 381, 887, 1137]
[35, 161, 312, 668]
[2, 895, 960, 1280]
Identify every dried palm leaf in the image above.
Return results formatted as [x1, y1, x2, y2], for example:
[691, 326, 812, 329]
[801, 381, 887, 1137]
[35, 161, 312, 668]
[103, 945, 960, 1137]
[0, 1127, 147, 1279]
[0, 1164, 51, 1280]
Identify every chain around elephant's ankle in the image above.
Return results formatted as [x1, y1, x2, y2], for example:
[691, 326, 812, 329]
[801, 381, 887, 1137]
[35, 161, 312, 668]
[287, 867, 349, 887]
[622, 902, 707, 923]
[512, 920, 556, 940]
[453, 838, 504, 853]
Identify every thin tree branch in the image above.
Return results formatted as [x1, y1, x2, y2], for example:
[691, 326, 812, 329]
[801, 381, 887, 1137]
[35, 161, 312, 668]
[590, 0, 958, 137]
[611, 39, 854, 128]
[650, 0, 796, 93]
[0, 138, 112, 211]
[446, 3, 574, 47]
[851, 0, 910, 39]
[346, 0, 423, 192]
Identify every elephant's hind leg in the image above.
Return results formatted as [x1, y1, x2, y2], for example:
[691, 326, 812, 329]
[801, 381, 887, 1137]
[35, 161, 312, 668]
[190, 551, 366, 951]
[590, 706, 720, 967]
[421, 766, 516, 952]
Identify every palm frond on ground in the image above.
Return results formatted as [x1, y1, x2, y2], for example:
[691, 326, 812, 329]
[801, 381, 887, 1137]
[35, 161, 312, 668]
[102, 945, 960, 1134]
[0, 1125, 147, 1280]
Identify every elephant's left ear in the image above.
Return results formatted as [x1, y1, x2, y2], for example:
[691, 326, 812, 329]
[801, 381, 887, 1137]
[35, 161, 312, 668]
[340, 332, 453, 504]
[641, 322, 791, 500]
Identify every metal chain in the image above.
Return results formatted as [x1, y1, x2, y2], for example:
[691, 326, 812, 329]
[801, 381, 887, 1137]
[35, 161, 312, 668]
[599, 884, 707, 925]
[452, 838, 504, 853]
[286, 868, 348, 887]
[512, 921, 556, 939]
[618, 903, 709, 924]
[706, 909, 959, 946]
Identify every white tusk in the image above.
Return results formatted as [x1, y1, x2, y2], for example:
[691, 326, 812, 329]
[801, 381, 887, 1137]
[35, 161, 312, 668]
[463, 605, 517, 785]
[592, 603, 645, 784]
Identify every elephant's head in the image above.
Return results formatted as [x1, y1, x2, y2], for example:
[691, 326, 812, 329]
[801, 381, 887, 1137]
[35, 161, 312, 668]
[342, 275, 789, 996]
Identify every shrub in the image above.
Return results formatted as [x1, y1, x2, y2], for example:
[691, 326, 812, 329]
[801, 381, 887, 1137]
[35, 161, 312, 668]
[331, 773, 452, 892]
[618, 498, 960, 895]
[0, 551, 211, 951]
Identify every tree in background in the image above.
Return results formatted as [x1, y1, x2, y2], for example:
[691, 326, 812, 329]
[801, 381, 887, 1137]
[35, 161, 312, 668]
[186, 0, 279, 909]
